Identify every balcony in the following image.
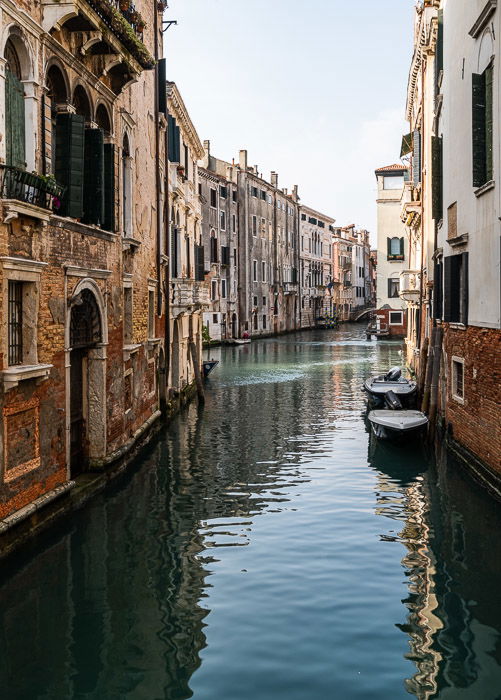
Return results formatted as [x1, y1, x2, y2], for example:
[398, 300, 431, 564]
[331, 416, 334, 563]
[283, 281, 298, 294]
[42, 0, 155, 83]
[0, 165, 65, 222]
[399, 270, 421, 302]
[193, 281, 210, 308]
[171, 279, 194, 315]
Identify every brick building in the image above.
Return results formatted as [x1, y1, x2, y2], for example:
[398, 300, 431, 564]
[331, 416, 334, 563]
[0, 1, 168, 521]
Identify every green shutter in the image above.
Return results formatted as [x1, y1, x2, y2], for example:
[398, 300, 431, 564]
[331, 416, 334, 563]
[436, 9, 443, 76]
[399, 237, 405, 256]
[485, 66, 493, 182]
[461, 252, 469, 325]
[157, 58, 167, 116]
[412, 130, 421, 185]
[444, 255, 461, 322]
[5, 69, 26, 169]
[174, 125, 181, 163]
[55, 113, 85, 218]
[168, 115, 176, 161]
[431, 136, 443, 221]
[103, 143, 115, 231]
[387, 238, 391, 257]
[472, 72, 486, 187]
[82, 127, 104, 226]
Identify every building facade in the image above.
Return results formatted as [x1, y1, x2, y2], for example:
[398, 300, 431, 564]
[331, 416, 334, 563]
[374, 164, 409, 337]
[0, 0, 169, 521]
[299, 206, 335, 328]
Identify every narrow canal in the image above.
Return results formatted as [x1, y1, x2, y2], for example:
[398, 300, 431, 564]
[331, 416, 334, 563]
[1, 325, 501, 699]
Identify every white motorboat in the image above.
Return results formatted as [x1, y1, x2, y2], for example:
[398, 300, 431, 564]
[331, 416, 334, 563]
[363, 366, 417, 406]
[229, 338, 251, 345]
[368, 409, 428, 441]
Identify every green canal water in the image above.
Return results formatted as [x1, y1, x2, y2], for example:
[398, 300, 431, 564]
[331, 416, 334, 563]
[1, 325, 501, 699]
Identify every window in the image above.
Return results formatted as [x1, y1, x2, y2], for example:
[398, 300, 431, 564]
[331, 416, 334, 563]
[268, 194, 272, 204]
[8, 281, 23, 365]
[262, 296, 266, 306]
[383, 175, 404, 190]
[251, 186, 258, 198]
[210, 233, 218, 263]
[262, 261, 266, 281]
[232, 190, 237, 202]
[220, 210, 226, 230]
[388, 278, 400, 298]
[233, 248, 237, 266]
[308, 216, 317, 225]
[301, 213, 306, 221]
[123, 286, 132, 344]
[444, 253, 468, 324]
[211, 280, 218, 301]
[253, 260, 258, 282]
[210, 188, 217, 208]
[220, 185, 227, 199]
[232, 214, 236, 233]
[252, 215, 257, 236]
[253, 295, 258, 307]
[221, 279, 227, 298]
[260, 190, 266, 200]
[261, 217, 266, 235]
[213, 313, 219, 324]
[262, 315, 267, 329]
[253, 314, 258, 330]
[389, 311, 403, 325]
[221, 246, 230, 265]
[472, 65, 493, 188]
[387, 237, 404, 260]
[148, 290, 154, 338]
[451, 357, 465, 402]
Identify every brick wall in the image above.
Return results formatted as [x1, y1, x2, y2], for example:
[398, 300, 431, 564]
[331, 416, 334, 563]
[441, 325, 501, 475]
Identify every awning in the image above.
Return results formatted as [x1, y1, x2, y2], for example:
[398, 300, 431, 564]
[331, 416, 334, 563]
[400, 132, 413, 157]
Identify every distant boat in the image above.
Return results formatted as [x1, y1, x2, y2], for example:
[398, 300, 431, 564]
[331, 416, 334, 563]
[368, 409, 428, 441]
[363, 366, 417, 407]
[228, 338, 251, 345]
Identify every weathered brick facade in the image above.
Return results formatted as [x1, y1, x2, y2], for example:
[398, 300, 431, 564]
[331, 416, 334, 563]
[0, 0, 170, 522]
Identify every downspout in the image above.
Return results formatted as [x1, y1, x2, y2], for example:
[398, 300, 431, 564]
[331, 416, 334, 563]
[154, 4, 162, 317]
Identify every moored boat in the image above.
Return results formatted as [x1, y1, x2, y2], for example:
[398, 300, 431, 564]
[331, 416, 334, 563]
[202, 360, 219, 377]
[368, 409, 428, 441]
[363, 366, 416, 406]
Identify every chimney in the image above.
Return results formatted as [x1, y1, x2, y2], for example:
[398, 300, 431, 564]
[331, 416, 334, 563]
[254, 165, 259, 176]
[283, 187, 288, 195]
[292, 185, 299, 202]
[270, 171, 278, 188]
[203, 140, 210, 168]
[239, 149, 248, 170]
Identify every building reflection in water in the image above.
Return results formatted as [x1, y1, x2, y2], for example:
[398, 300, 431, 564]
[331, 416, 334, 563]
[368, 434, 501, 699]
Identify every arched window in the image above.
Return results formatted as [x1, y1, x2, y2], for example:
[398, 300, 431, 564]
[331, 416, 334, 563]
[96, 104, 112, 136]
[46, 64, 68, 174]
[70, 289, 102, 348]
[122, 132, 132, 236]
[73, 85, 92, 123]
[4, 38, 25, 169]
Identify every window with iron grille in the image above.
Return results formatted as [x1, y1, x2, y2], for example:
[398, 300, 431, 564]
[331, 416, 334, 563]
[8, 280, 23, 365]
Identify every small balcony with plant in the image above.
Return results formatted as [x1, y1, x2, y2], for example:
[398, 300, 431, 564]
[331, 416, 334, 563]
[0, 165, 65, 222]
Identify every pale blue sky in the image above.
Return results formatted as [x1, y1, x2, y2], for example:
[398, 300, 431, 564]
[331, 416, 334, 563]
[164, 0, 415, 239]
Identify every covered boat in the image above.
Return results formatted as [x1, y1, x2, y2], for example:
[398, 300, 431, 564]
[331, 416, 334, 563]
[368, 409, 428, 441]
[363, 366, 416, 406]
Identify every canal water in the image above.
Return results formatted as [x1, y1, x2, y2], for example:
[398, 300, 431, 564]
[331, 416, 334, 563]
[1, 325, 501, 699]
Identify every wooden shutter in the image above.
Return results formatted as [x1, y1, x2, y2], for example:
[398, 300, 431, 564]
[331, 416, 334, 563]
[399, 237, 405, 256]
[174, 125, 181, 163]
[436, 10, 443, 76]
[433, 261, 443, 320]
[472, 72, 486, 187]
[56, 113, 85, 219]
[168, 115, 176, 161]
[412, 130, 421, 185]
[461, 252, 469, 325]
[83, 127, 104, 226]
[103, 143, 115, 231]
[443, 255, 461, 322]
[431, 136, 443, 221]
[5, 69, 26, 169]
[157, 58, 167, 116]
[485, 66, 493, 182]
[387, 238, 391, 258]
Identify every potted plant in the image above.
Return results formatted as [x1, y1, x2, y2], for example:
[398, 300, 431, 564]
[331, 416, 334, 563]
[119, 0, 130, 11]
[136, 17, 146, 32]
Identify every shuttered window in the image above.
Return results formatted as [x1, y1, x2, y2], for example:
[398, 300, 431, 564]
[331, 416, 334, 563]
[194, 244, 205, 281]
[55, 113, 85, 219]
[168, 115, 180, 162]
[443, 253, 468, 324]
[103, 144, 116, 232]
[431, 136, 443, 221]
[5, 69, 26, 169]
[412, 130, 421, 185]
[472, 67, 493, 188]
[83, 128, 104, 226]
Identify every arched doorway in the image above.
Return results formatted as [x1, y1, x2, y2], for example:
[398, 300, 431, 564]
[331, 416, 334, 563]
[69, 289, 102, 476]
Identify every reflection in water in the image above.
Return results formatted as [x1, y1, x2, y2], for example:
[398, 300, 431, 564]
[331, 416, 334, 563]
[0, 327, 501, 699]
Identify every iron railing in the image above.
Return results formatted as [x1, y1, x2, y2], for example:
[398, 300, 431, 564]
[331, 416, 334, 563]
[0, 165, 65, 212]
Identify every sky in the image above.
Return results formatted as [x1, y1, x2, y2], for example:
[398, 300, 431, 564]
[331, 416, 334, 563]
[163, 0, 415, 241]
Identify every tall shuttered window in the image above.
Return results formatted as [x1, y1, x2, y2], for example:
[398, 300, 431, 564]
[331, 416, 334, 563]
[8, 281, 23, 366]
[5, 40, 25, 170]
[431, 136, 443, 221]
[472, 66, 493, 188]
[55, 113, 85, 219]
[443, 253, 468, 324]
[83, 128, 104, 226]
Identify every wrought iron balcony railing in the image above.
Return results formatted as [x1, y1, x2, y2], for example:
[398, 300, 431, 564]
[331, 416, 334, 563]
[0, 165, 65, 212]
